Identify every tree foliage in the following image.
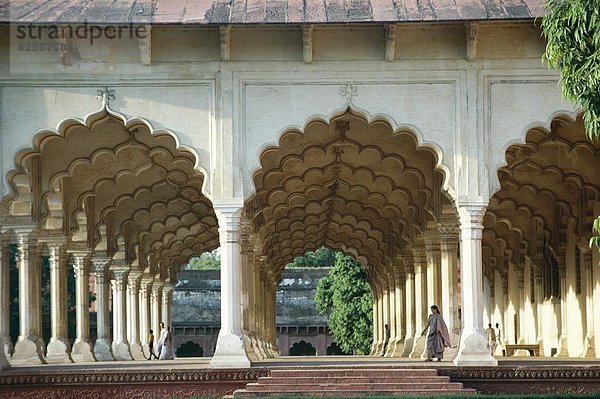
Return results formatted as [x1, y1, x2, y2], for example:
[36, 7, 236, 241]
[542, 0, 600, 248]
[186, 248, 221, 270]
[542, 0, 600, 140]
[315, 252, 373, 354]
[286, 246, 335, 268]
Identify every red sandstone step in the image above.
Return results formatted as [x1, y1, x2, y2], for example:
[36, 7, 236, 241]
[269, 369, 439, 378]
[234, 389, 477, 397]
[257, 376, 452, 384]
[245, 382, 466, 391]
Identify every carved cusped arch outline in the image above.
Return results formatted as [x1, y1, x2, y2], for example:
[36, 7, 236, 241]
[2, 105, 218, 282]
[245, 108, 455, 275]
[486, 112, 600, 280]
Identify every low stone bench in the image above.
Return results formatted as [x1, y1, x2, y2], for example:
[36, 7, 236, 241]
[505, 344, 541, 356]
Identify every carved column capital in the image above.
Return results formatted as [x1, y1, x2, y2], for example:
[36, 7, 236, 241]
[458, 203, 486, 240]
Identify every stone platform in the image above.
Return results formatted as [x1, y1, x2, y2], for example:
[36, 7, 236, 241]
[1, 357, 600, 398]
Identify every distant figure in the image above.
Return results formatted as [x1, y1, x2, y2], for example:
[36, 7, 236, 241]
[147, 329, 158, 360]
[495, 323, 504, 355]
[381, 324, 391, 356]
[157, 322, 166, 356]
[159, 326, 174, 360]
[486, 323, 497, 354]
[421, 305, 452, 362]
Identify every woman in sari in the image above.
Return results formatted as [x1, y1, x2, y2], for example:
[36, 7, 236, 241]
[420, 305, 452, 361]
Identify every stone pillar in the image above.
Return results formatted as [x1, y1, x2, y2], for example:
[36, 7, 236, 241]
[151, 281, 163, 338]
[439, 221, 460, 334]
[402, 266, 415, 357]
[139, 278, 153, 358]
[382, 279, 391, 356]
[555, 259, 569, 357]
[533, 269, 544, 348]
[385, 274, 396, 357]
[210, 205, 251, 368]
[425, 235, 442, 308]
[161, 284, 174, 329]
[71, 253, 96, 363]
[127, 272, 144, 360]
[409, 248, 427, 358]
[12, 231, 45, 365]
[0, 234, 11, 369]
[579, 245, 595, 357]
[93, 260, 114, 361]
[453, 204, 498, 366]
[391, 268, 405, 356]
[111, 270, 132, 360]
[374, 283, 384, 355]
[45, 243, 72, 363]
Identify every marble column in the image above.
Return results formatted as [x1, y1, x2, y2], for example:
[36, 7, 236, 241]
[45, 243, 72, 363]
[71, 253, 96, 363]
[453, 204, 498, 366]
[93, 260, 114, 361]
[139, 278, 153, 358]
[111, 270, 133, 360]
[579, 245, 595, 357]
[401, 266, 415, 357]
[161, 284, 173, 329]
[127, 272, 144, 360]
[425, 235, 442, 308]
[385, 275, 396, 356]
[0, 235, 13, 362]
[12, 231, 45, 365]
[382, 279, 391, 356]
[533, 269, 544, 349]
[0, 234, 11, 369]
[151, 281, 163, 337]
[439, 221, 460, 334]
[391, 268, 405, 356]
[210, 205, 251, 368]
[409, 248, 427, 358]
[555, 260, 569, 357]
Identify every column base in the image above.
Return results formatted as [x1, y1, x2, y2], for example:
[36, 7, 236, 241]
[209, 332, 251, 368]
[453, 330, 498, 366]
[581, 335, 595, 358]
[94, 339, 115, 361]
[0, 347, 9, 370]
[372, 340, 383, 356]
[129, 342, 145, 360]
[444, 332, 460, 360]
[1, 336, 13, 360]
[72, 339, 96, 363]
[45, 337, 73, 364]
[12, 336, 45, 365]
[390, 339, 404, 357]
[400, 337, 414, 357]
[554, 335, 569, 357]
[409, 336, 426, 359]
[112, 342, 133, 361]
[243, 335, 260, 362]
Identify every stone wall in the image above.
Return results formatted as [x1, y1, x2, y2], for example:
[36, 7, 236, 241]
[172, 267, 334, 356]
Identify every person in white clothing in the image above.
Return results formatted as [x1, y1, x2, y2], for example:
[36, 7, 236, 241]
[158, 325, 174, 360]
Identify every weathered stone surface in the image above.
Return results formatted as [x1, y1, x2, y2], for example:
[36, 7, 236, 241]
[0, 0, 543, 24]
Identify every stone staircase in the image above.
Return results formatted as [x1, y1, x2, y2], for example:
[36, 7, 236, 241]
[232, 367, 476, 397]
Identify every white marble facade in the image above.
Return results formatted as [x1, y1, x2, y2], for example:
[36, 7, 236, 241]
[0, 21, 597, 370]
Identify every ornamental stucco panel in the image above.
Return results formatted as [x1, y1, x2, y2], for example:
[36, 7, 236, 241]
[240, 78, 457, 197]
[0, 82, 214, 198]
[485, 75, 576, 195]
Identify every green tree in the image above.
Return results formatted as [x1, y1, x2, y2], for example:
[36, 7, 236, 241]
[542, 0, 600, 247]
[186, 248, 221, 270]
[287, 246, 335, 268]
[315, 252, 373, 354]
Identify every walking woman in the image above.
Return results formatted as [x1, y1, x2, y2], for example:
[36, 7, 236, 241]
[420, 305, 452, 362]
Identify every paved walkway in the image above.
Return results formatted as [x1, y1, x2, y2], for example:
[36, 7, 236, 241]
[6, 355, 600, 374]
